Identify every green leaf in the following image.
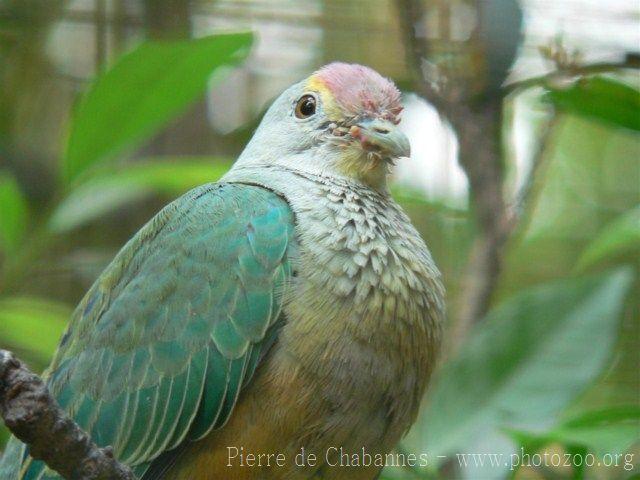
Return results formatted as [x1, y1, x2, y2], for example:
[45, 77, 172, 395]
[0, 296, 70, 367]
[509, 406, 640, 458]
[0, 172, 29, 254]
[576, 206, 640, 271]
[406, 269, 634, 468]
[554, 406, 640, 456]
[50, 157, 231, 233]
[547, 77, 640, 132]
[63, 32, 252, 184]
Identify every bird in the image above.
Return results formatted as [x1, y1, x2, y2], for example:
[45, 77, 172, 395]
[0, 62, 445, 480]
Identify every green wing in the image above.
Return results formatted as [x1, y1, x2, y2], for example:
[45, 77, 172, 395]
[4, 183, 295, 480]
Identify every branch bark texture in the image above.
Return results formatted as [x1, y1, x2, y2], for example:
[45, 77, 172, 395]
[0, 350, 135, 480]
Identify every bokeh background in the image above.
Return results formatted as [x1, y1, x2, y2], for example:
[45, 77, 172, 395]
[0, 1, 638, 479]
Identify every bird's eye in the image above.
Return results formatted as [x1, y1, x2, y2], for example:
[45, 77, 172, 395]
[295, 95, 316, 119]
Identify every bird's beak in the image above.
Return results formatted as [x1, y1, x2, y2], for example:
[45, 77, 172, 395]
[349, 118, 410, 160]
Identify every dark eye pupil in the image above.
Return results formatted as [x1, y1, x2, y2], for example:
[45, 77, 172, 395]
[296, 95, 316, 118]
[301, 99, 315, 115]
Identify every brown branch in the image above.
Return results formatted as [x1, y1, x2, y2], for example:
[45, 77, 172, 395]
[0, 350, 135, 480]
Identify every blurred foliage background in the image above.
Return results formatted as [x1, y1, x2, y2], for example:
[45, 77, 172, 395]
[0, 1, 638, 479]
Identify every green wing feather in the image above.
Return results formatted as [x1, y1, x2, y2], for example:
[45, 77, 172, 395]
[0, 183, 295, 480]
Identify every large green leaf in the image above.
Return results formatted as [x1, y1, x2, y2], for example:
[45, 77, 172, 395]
[0, 296, 70, 366]
[404, 269, 633, 469]
[50, 157, 232, 233]
[547, 77, 640, 132]
[551, 406, 640, 457]
[576, 206, 640, 271]
[0, 172, 29, 255]
[62, 32, 252, 184]
[510, 406, 640, 458]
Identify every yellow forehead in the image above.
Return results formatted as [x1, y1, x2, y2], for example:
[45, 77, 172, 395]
[305, 75, 342, 120]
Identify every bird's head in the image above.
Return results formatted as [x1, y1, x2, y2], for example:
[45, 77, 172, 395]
[236, 63, 410, 190]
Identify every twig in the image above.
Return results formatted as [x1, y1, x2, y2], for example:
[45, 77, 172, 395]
[0, 350, 135, 480]
[506, 55, 640, 96]
[512, 116, 557, 220]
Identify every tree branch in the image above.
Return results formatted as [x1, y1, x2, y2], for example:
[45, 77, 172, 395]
[0, 350, 135, 480]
